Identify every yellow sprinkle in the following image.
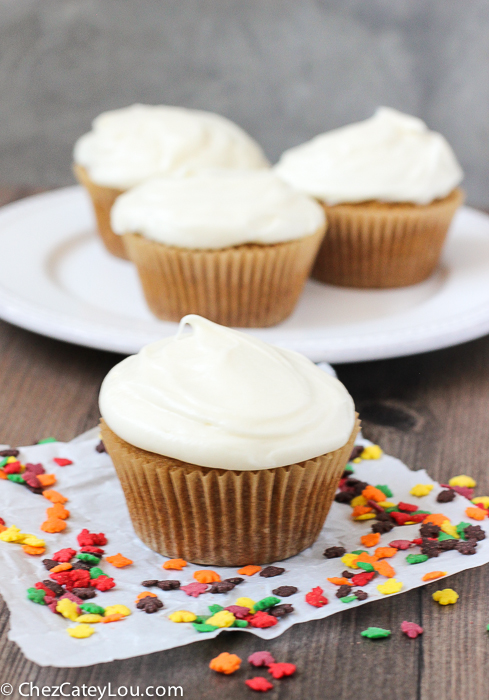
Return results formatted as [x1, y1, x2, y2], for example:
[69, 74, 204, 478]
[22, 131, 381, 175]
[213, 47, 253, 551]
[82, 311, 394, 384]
[361, 445, 383, 460]
[235, 597, 257, 613]
[6, 456, 18, 464]
[449, 475, 476, 488]
[350, 495, 368, 508]
[377, 578, 403, 595]
[432, 588, 459, 605]
[472, 497, 489, 508]
[67, 624, 95, 639]
[76, 614, 103, 624]
[410, 484, 434, 497]
[169, 610, 197, 623]
[352, 457, 362, 463]
[206, 611, 235, 628]
[440, 522, 460, 539]
[341, 553, 359, 569]
[104, 605, 131, 618]
[378, 501, 396, 509]
[56, 599, 80, 621]
[0, 526, 25, 543]
[354, 513, 376, 521]
[21, 535, 46, 548]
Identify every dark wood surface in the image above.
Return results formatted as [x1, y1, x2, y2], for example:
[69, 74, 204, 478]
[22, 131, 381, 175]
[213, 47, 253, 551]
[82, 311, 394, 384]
[1, 188, 489, 700]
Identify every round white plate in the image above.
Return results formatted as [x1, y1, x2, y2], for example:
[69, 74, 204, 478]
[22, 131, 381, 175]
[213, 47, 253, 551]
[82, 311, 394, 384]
[0, 186, 488, 363]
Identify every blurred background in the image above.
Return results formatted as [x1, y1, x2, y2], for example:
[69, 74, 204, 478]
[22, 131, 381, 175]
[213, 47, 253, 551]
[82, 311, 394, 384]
[0, 0, 488, 206]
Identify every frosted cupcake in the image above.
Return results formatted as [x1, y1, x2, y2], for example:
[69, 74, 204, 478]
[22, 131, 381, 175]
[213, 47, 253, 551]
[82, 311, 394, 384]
[110, 170, 326, 327]
[73, 104, 269, 258]
[275, 107, 464, 288]
[99, 315, 359, 565]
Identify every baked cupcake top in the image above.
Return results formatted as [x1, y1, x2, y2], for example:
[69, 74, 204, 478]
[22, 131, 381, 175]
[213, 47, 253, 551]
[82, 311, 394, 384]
[110, 170, 325, 249]
[274, 107, 463, 206]
[99, 315, 355, 470]
[73, 104, 269, 189]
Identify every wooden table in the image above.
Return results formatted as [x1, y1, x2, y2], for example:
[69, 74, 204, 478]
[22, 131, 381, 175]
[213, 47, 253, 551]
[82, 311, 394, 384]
[1, 188, 488, 700]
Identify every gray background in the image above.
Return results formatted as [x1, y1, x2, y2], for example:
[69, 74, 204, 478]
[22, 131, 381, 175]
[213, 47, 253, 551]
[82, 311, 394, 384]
[0, 0, 488, 206]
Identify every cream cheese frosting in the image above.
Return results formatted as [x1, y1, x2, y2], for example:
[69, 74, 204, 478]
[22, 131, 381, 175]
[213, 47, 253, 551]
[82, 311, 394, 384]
[274, 107, 463, 205]
[99, 315, 355, 470]
[110, 170, 325, 248]
[73, 104, 269, 189]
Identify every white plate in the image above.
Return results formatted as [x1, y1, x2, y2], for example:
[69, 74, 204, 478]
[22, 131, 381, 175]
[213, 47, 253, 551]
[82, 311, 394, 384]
[0, 186, 488, 363]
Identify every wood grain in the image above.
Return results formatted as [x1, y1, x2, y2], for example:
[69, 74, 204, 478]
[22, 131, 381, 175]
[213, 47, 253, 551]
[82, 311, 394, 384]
[0, 188, 488, 699]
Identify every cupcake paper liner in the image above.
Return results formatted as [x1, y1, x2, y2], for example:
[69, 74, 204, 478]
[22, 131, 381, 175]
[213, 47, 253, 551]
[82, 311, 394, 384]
[73, 163, 127, 259]
[123, 226, 325, 327]
[100, 417, 360, 566]
[313, 188, 464, 288]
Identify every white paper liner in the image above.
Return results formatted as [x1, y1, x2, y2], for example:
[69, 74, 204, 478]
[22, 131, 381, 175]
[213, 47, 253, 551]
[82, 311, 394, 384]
[0, 428, 488, 667]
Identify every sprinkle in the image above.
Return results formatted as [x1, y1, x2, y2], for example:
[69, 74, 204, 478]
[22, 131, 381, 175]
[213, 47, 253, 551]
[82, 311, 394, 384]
[248, 611, 278, 628]
[268, 662, 296, 679]
[423, 514, 450, 526]
[350, 495, 368, 508]
[355, 513, 376, 521]
[360, 445, 383, 460]
[376, 485, 393, 498]
[245, 677, 274, 692]
[67, 624, 95, 638]
[180, 582, 209, 598]
[206, 610, 235, 628]
[53, 458, 73, 466]
[209, 652, 241, 675]
[248, 651, 275, 667]
[38, 437, 57, 444]
[237, 565, 261, 576]
[236, 597, 257, 613]
[169, 610, 197, 623]
[77, 529, 108, 547]
[406, 554, 429, 565]
[254, 596, 281, 612]
[422, 571, 447, 581]
[104, 605, 131, 617]
[432, 588, 459, 605]
[106, 553, 133, 568]
[341, 553, 359, 569]
[377, 578, 403, 595]
[362, 485, 386, 503]
[323, 546, 346, 559]
[401, 621, 423, 639]
[360, 532, 381, 548]
[80, 603, 105, 615]
[38, 474, 56, 487]
[374, 547, 397, 559]
[101, 614, 124, 623]
[41, 519, 67, 533]
[56, 599, 80, 621]
[373, 560, 395, 577]
[43, 490, 68, 504]
[260, 566, 285, 578]
[327, 577, 352, 586]
[410, 484, 434, 497]
[350, 571, 375, 586]
[52, 548, 76, 563]
[472, 496, 489, 508]
[449, 475, 476, 488]
[340, 595, 357, 603]
[46, 504, 70, 520]
[465, 507, 486, 521]
[361, 627, 391, 638]
[76, 614, 103, 624]
[305, 586, 328, 607]
[193, 570, 220, 584]
[192, 622, 218, 633]
[22, 545, 46, 556]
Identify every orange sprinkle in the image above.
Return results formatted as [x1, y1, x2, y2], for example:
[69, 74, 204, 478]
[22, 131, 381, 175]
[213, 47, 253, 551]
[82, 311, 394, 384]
[356, 553, 378, 565]
[422, 571, 447, 581]
[0, 524, 7, 533]
[38, 474, 56, 487]
[46, 504, 70, 520]
[374, 547, 398, 559]
[423, 513, 450, 526]
[136, 592, 157, 602]
[40, 518, 67, 533]
[362, 485, 387, 503]
[43, 490, 68, 504]
[209, 652, 242, 675]
[22, 545, 45, 556]
[360, 532, 381, 548]
[194, 570, 221, 584]
[373, 560, 395, 578]
[465, 507, 486, 521]
[237, 565, 261, 576]
[351, 505, 373, 518]
[0, 471, 7, 480]
[162, 558, 187, 570]
[327, 577, 352, 586]
[101, 614, 125, 623]
[106, 553, 133, 568]
[49, 562, 72, 573]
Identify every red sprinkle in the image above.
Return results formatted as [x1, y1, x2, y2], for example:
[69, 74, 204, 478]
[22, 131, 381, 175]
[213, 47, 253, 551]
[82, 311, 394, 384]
[53, 458, 73, 467]
[401, 621, 424, 639]
[248, 651, 275, 667]
[268, 663, 296, 679]
[77, 529, 108, 547]
[351, 571, 375, 586]
[52, 548, 77, 563]
[90, 575, 115, 591]
[410, 538, 423, 546]
[51, 569, 90, 590]
[397, 502, 418, 513]
[305, 586, 328, 608]
[388, 540, 413, 550]
[4, 462, 22, 475]
[245, 677, 274, 692]
[80, 546, 105, 555]
[247, 611, 278, 628]
[390, 512, 425, 526]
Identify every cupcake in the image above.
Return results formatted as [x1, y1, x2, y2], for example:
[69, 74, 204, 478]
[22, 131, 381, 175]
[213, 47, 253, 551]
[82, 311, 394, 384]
[99, 314, 359, 565]
[73, 104, 269, 259]
[275, 107, 464, 288]
[110, 170, 326, 327]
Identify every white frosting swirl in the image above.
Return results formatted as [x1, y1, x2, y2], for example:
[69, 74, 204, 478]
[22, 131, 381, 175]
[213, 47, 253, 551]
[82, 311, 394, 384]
[274, 107, 463, 205]
[74, 104, 269, 189]
[110, 170, 325, 248]
[99, 315, 355, 470]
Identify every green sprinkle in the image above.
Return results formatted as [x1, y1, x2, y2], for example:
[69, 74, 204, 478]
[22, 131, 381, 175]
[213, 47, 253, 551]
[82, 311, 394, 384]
[208, 604, 224, 614]
[27, 588, 46, 605]
[76, 552, 101, 564]
[406, 554, 429, 564]
[438, 531, 456, 542]
[192, 623, 218, 633]
[7, 474, 25, 483]
[411, 510, 431, 515]
[233, 619, 249, 627]
[254, 596, 281, 612]
[351, 550, 368, 555]
[0, 457, 8, 468]
[194, 615, 210, 624]
[89, 567, 105, 579]
[344, 465, 354, 473]
[456, 522, 471, 540]
[361, 627, 391, 639]
[384, 507, 399, 513]
[80, 603, 105, 615]
[357, 562, 375, 572]
[340, 595, 358, 604]
[376, 485, 393, 498]
[37, 437, 57, 444]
